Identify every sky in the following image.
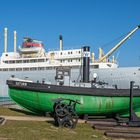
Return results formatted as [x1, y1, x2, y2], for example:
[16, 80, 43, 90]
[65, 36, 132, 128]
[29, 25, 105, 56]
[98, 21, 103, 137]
[0, 0, 139, 67]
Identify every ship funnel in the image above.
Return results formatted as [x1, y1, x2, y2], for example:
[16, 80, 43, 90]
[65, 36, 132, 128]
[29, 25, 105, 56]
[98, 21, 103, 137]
[4, 28, 8, 53]
[59, 35, 63, 51]
[14, 31, 17, 53]
[83, 46, 90, 83]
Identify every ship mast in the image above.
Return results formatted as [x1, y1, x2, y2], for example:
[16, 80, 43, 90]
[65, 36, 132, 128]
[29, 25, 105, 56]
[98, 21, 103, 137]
[98, 25, 140, 62]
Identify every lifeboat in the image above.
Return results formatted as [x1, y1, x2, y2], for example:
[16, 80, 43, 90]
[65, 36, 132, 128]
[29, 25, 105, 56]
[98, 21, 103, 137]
[19, 37, 44, 54]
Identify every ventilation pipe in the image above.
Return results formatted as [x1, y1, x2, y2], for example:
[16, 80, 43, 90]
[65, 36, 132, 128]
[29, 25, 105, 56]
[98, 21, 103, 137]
[59, 35, 63, 51]
[14, 31, 17, 53]
[4, 28, 8, 53]
[91, 52, 95, 63]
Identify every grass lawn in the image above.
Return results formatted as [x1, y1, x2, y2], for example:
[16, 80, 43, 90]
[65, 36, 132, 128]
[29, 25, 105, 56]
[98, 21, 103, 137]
[0, 121, 111, 140]
[0, 106, 39, 116]
[0, 106, 113, 140]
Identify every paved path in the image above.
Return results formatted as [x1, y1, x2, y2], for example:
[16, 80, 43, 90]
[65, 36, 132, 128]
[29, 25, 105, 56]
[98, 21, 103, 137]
[0, 116, 85, 123]
[0, 116, 53, 121]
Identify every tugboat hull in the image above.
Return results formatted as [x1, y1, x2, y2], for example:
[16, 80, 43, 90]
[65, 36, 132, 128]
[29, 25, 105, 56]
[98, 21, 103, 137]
[7, 80, 140, 116]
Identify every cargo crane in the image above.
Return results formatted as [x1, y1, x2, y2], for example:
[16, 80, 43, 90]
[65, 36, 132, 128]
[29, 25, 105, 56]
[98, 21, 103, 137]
[98, 25, 140, 62]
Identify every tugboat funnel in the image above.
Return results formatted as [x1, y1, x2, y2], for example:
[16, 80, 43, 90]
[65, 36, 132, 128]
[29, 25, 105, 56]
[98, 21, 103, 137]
[83, 46, 90, 83]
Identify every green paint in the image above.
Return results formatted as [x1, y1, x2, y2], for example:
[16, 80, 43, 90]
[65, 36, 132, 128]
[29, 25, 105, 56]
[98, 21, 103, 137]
[9, 88, 140, 116]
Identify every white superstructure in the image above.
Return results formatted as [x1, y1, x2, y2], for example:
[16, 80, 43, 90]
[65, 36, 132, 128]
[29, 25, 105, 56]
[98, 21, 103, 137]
[0, 30, 118, 72]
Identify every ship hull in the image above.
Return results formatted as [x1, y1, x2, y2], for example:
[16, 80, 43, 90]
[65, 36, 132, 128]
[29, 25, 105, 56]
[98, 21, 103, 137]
[7, 80, 140, 116]
[1, 66, 140, 97]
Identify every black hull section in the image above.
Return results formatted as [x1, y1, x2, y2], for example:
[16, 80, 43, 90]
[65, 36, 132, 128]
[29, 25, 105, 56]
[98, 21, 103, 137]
[7, 80, 140, 97]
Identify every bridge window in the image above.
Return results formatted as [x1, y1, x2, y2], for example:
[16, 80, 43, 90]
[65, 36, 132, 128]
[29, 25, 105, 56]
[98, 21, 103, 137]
[16, 60, 22, 63]
[38, 67, 45, 70]
[23, 60, 29, 63]
[3, 68, 8, 71]
[23, 68, 29, 71]
[30, 59, 37, 63]
[9, 68, 15, 71]
[16, 68, 22, 71]
[38, 59, 44, 62]
[30, 67, 37, 71]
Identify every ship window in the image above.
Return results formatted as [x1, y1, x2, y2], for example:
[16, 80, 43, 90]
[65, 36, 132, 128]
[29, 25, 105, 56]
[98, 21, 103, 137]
[0, 69, 2, 71]
[38, 59, 44, 62]
[71, 52, 72, 54]
[71, 60, 72, 62]
[8, 61, 15, 64]
[46, 67, 52, 70]
[23, 60, 29, 63]
[79, 51, 81, 54]
[47, 67, 52, 70]
[4, 61, 8, 64]
[23, 68, 29, 71]
[60, 52, 62, 55]
[94, 65, 99, 68]
[3, 68, 8, 71]
[68, 52, 70, 54]
[38, 67, 45, 70]
[30, 59, 37, 63]
[79, 59, 81, 62]
[30, 67, 37, 71]
[16, 68, 22, 71]
[16, 60, 22, 63]
[9, 68, 15, 71]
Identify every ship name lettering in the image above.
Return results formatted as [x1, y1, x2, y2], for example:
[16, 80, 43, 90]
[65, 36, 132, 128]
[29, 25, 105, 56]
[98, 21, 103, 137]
[16, 82, 27, 86]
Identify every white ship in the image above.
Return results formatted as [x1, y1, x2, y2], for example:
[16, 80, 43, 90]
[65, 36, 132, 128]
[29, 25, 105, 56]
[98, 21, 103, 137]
[1, 25, 140, 97]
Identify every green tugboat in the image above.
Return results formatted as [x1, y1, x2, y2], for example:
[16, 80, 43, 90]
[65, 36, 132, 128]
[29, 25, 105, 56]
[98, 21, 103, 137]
[7, 46, 140, 128]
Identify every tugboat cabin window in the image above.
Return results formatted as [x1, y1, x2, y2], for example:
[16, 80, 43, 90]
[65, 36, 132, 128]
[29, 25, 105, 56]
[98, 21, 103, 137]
[94, 65, 99, 68]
